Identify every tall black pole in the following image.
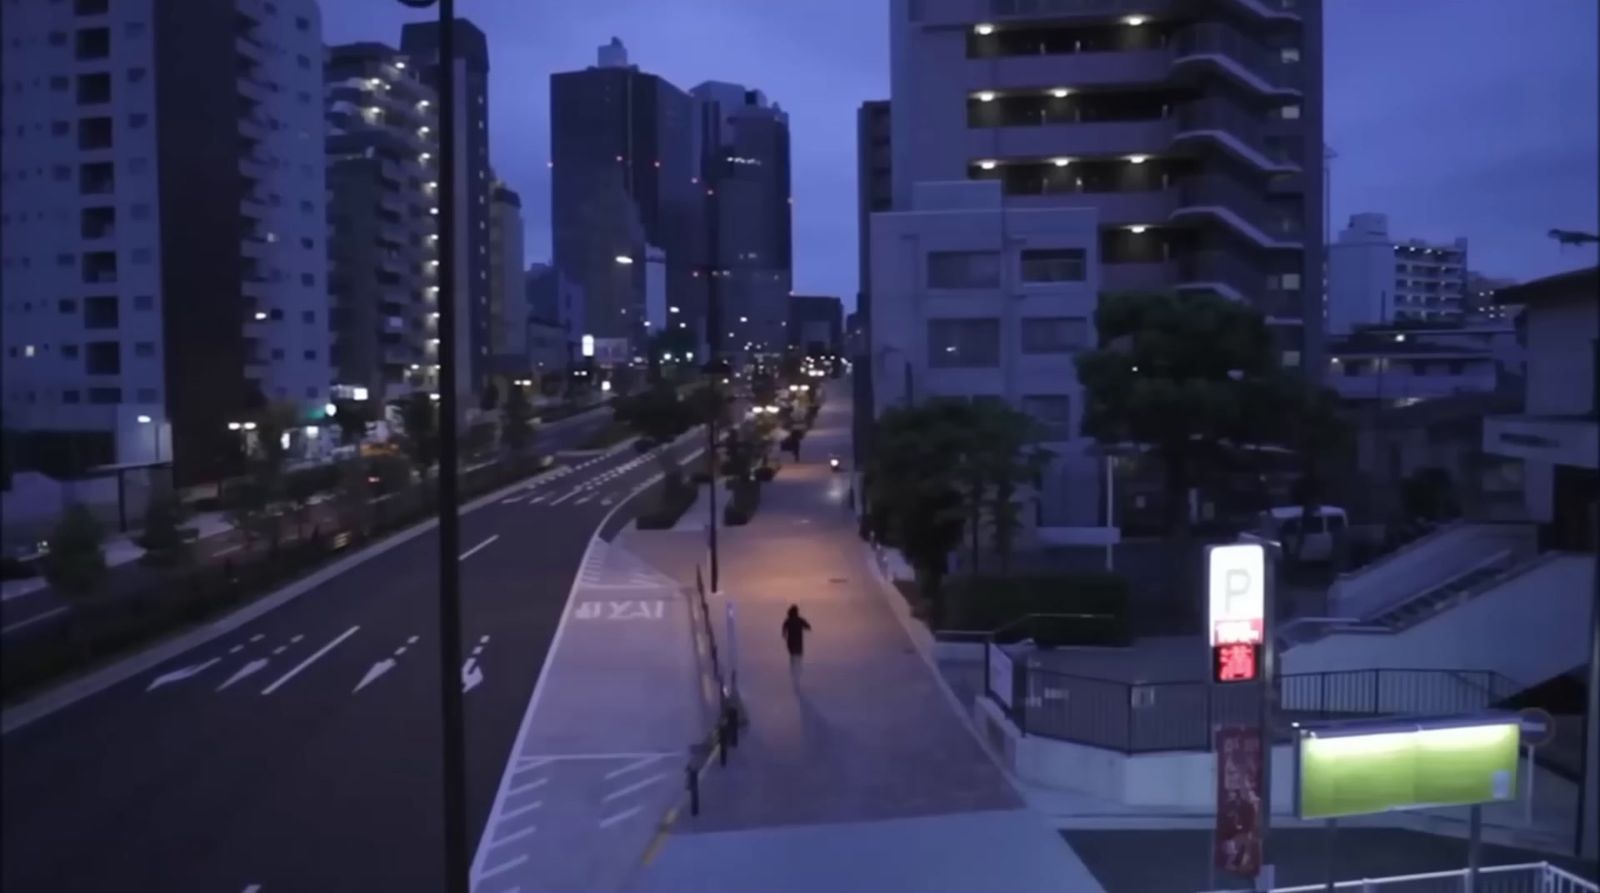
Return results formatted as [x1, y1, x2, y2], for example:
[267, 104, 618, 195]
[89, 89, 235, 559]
[432, 2, 468, 891]
[705, 182, 722, 593]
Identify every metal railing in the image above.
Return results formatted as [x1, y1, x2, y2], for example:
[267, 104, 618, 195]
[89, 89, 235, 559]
[1200, 862, 1597, 893]
[989, 660, 1521, 753]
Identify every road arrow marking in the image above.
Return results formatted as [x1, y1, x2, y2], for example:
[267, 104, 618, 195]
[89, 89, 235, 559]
[462, 657, 484, 693]
[217, 658, 270, 691]
[147, 657, 221, 691]
[354, 658, 396, 693]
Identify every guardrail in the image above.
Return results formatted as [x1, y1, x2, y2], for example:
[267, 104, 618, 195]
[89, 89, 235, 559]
[1199, 861, 1597, 893]
[985, 650, 1521, 753]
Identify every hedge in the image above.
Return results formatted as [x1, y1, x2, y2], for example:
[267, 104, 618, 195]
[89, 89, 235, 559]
[942, 572, 1130, 647]
[723, 479, 761, 526]
[636, 473, 698, 530]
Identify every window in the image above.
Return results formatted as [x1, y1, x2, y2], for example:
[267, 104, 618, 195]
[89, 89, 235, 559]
[1020, 395, 1072, 440]
[127, 67, 146, 84]
[51, 120, 70, 137]
[78, 116, 113, 149]
[88, 387, 121, 404]
[63, 390, 81, 404]
[134, 341, 154, 357]
[299, 272, 314, 286]
[75, 27, 110, 61]
[926, 250, 1001, 289]
[75, 0, 109, 13]
[1279, 104, 1301, 120]
[77, 71, 110, 104]
[294, 14, 309, 31]
[128, 113, 148, 129]
[271, 348, 284, 360]
[1021, 247, 1087, 283]
[1280, 47, 1301, 63]
[84, 295, 118, 329]
[57, 253, 75, 268]
[296, 54, 311, 69]
[1021, 317, 1090, 354]
[299, 237, 314, 250]
[303, 349, 317, 360]
[62, 344, 79, 358]
[928, 318, 1000, 368]
[1280, 273, 1302, 291]
[301, 310, 315, 323]
[53, 164, 71, 181]
[133, 294, 153, 311]
[58, 298, 77, 314]
[85, 341, 120, 375]
[50, 75, 69, 92]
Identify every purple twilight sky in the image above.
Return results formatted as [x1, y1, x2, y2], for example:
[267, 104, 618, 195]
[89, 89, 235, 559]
[324, 0, 1599, 311]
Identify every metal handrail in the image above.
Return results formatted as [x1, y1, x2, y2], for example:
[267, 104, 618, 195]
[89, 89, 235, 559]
[1198, 861, 1598, 893]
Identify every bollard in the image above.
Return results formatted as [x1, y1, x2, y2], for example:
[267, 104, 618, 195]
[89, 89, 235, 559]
[718, 719, 730, 767]
[724, 703, 739, 749]
[686, 764, 700, 817]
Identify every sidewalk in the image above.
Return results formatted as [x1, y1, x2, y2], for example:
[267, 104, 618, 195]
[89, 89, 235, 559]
[1, 511, 234, 602]
[616, 400, 1104, 893]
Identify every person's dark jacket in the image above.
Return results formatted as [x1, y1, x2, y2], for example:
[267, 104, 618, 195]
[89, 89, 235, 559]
[781, 614, 811, 656]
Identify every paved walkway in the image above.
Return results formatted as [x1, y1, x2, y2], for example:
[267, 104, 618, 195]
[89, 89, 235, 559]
[618, 388, 1103, 893]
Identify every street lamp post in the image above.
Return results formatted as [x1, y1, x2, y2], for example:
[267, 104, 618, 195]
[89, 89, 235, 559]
[398, 2, 467, 892]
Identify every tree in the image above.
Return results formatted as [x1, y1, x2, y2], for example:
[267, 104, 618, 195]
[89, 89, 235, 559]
[45, 504, 108, 654]
[977, 405, 1051, 577]
[867, 400, 972, 625]
[1075, 291, 1277, 538]
[394, 393, 440, 476]
[1279, 383, 1352, 563]
[501, 385, 537, 453]
[331, 399, 372, 446]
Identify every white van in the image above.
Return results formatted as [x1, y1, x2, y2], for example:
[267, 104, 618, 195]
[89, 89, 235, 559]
[1254, 505, 1348, 563]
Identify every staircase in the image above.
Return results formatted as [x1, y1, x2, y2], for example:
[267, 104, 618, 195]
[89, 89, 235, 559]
[1328, 522, 1536, 619]
[1366, 550, 1517, 630]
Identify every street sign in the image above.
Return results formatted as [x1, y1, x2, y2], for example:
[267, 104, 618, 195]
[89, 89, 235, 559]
[1208, 543, 1265, 647]
[1215, 726, 1264, 877]
[1213, 642, 1260, 683]
[1519, 707, 1555, 748]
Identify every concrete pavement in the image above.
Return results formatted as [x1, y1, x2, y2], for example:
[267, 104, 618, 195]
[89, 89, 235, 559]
[618, 384, 1105, 893]
[0, 432, 693, 892]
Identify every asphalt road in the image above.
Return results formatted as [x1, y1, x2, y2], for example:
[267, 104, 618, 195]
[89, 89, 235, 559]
[0, 407, 615, 636]
[0, 429, 694, 893]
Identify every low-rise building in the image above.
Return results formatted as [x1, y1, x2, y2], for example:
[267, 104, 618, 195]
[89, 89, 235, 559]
[1326, 321, 1519, 405]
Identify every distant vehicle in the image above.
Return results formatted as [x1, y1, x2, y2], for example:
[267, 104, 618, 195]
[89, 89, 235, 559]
[1253, 505, 1348, 563]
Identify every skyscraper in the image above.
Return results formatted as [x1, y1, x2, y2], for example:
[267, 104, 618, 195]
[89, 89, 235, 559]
[400, 18, 493, 401]
[1, 0, 331, 484]
[325, 42, 440, 404]
[692, 82, 793, 358]
[487, 181, 527, 360]
[550, 39, 699, 354]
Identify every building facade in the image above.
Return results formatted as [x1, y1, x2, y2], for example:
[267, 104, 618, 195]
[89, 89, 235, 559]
[400, 18, 493, 401]
[2, 0, 331, 484]
[488, 181, 526, 359]
[890, 0, 1325, 372]
[871, 181, 1103, 527]
[854, 100, 893, 469]
[693, 81, 793, 358]
[325, 42, 439, 405]
[550, 39, 699, 354]
[790, 295, 844, 354]
[1328, 212, 1469, 332]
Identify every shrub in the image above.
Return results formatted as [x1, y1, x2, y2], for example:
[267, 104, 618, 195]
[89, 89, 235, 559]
[723, 479, 761, 526]
[754, 465, 776, 483]
[940, 572, 1130, 645]
[136, 497, 188, 567]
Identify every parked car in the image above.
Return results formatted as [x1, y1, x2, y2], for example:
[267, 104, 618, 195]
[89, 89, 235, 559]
[1252, 505, 1348, 563]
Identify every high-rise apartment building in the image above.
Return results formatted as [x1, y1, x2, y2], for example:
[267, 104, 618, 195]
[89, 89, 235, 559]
[1, 0, 331, 484]
[1327, 212, 1469, 333]
[550, 39, 699, 354]
[692, 82, 793, 357]
[855, 100, 892, 330]
[487, 181, 526, 360]
[325, 42, 440, 404]
[400, 18, 493, 401]
[888, 0, 1325, 368]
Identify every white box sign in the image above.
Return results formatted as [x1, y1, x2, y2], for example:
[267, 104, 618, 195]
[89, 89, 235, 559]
[1208, 543, 1265, 646]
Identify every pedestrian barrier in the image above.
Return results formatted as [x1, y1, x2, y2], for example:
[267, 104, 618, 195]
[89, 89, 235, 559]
[1197, 861, 1597, 893]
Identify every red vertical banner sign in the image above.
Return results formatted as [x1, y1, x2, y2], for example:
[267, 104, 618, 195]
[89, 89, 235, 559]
[1215, 725, 1264, 878]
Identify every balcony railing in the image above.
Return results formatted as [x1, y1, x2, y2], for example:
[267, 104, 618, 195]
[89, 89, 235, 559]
[1176, 250, 1265, 303]
[1172, 23, 1302, 92]
[1174, 176, 1303, 246]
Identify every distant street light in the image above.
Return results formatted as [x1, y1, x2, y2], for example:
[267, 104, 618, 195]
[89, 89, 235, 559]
[137, 414, 152, 424]
[614, 255, 634, 265]
[227, 422, 242, 431]
[325, 402, 338, 416]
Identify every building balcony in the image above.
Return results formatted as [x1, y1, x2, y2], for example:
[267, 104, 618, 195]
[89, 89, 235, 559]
[237, 73, 273, 103]
[1484, 414, 1599, 470]
[1172, 98, 1298, 173]
[965, 49, 1171, 93]
[1170, 177, 1303, 250]
[241, 276, 271, 299]
[241, 237, 271, 259]
[239, 156, 271, 181]
[1330, 369, 1496, 402]
[967, 118, 1175, 160]
[1175, 250, 1265, 306]
[241, 196, 271, 220]
[239, 114, 269, 142]
[236, 34, 268, 63]
[1101, 260, 1175, 293]
[1169, 23, 1302, 96]
[1009, 187, 1177, 225]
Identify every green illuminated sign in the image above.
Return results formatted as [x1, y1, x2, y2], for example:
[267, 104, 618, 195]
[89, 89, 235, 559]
[1296, 719, 1519, 819]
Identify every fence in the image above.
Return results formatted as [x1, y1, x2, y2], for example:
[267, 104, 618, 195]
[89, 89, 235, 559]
[987, 646, 1520, 753]
[1200, 862, 1597, 893]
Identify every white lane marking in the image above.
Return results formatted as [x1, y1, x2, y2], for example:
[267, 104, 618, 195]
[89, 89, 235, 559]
[354, 658, 396, 693]
[243, 885, 262, 893]
[476, 855, 527, 881]
[499, 799, 543, 821]
[489, 823, 538, 848]
[261, 626, 359, 695]
[408, 635, 420, 645]
[228, 644, 244, 655]
[573, 493, 596, 505]
[602, 771, 667, 802]
[1, 606, 68, 635]
[525, 494, 549, 505]
[600, 497, 615, 506]
[499, 495, 526, 505]
[604, 753, 667, 780]
[271, 646, 286, 655]
[461, 657, 484, 693]
[598, 805, 644, 828]
[212, 544, 243, 557]
[459, 534, 499, 561]
[249, 634, 265, 643]
[506, 777, 548, 797]
[545, 488, 581, 506]
[290, 634, 304, 643]
[217, 658, 270, 691]
[146, 658, 221, 692]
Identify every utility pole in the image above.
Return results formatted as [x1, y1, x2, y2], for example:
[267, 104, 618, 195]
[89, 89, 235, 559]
[704, 176, 723, 594]
[397, 1, 468, 890]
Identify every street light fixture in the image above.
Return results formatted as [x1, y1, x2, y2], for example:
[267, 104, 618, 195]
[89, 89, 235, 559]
[614, 254, 634, 265]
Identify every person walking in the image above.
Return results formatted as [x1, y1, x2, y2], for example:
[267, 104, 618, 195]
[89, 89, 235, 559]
[781, 604, 812, 679]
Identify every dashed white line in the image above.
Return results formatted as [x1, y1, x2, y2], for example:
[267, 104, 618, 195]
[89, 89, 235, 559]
[490, 824, 538, 848]
[499, 799, 543, 821]
[546, 488, 581, 506]
[460, 534, 499, 561]
[476, 854, 528, 881]
[598, 805, 643, 828]
[1, 606, 69, 635]
[602, 771, 667, 802]
[573, 493, 596, 505]
[261, 625, 359, 695]
[506, 777, 548, 797]
[242, 885, 262, 893]
[604, 753, 667, 780]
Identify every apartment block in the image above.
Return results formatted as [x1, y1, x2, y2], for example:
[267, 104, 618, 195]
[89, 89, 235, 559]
[325, 41, 440, 404]
[488, 181, 526, 359]
[872, 181, 1103, 527]
[1328, 212, 1469, 332]
[889, 0, 1325, 370]
[1, 0, 331, 484]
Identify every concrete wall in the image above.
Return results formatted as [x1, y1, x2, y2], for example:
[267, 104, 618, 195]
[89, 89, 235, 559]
[1286, 553, 1595, 688]
[1525, 299, 1598, 417]
[1328, 522, 1535, 619]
